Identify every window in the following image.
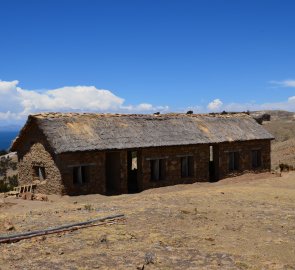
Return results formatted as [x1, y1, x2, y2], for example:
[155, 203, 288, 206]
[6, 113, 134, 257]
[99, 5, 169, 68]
[131, 151, 138, 170]
[228, 152, 239, 171]
[252, 150, 261, 168]
[150, 159, 165, 181]
[209, 146, 214, 162]
[73, 166, 89, 184]
[181, 156, 194, 178]
[33, 166, 46, 181]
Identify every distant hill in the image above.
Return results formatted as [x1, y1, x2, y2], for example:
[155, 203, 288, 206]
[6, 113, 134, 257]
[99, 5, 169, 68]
[251, 110, 295, 122]
[258, 110, 295, 142]
[254, 110, 295, 169]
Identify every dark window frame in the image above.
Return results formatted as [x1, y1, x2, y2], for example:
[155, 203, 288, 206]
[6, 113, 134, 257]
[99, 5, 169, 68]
[150, 159, 165, 181]
[181, 156, 194, 178]
[33, 166, 46, 181]
[251, 150, 262, 169]
[73, 166, 89, 185]
[228, 152, 239, 171]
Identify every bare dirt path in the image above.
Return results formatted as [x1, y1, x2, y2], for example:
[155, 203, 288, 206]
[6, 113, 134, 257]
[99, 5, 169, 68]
[1, 172, 295, 269]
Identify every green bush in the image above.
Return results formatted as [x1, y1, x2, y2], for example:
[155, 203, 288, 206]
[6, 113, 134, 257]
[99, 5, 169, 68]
[0, 181, 10, 193]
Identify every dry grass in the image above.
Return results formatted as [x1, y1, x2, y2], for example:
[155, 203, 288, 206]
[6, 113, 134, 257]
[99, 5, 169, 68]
[1, 172, 295, 269]
[259, 110, 295, 169]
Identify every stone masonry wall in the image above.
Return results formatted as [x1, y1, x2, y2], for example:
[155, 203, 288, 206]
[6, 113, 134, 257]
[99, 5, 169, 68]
[139, 144, 210, 190]
[17, 134, 271, 195]
[58, 150, 128, 195]
[57, 151, 106, 195]
[17, 124, 64, 194]
[18, 142, 64, 194]
[217, 139, 271, 179]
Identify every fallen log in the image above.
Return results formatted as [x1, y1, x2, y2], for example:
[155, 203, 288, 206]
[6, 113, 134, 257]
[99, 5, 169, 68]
[0, 213, 125, 244]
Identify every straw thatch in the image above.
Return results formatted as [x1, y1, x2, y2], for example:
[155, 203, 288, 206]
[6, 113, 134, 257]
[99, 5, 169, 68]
[11, 113, 274, 154]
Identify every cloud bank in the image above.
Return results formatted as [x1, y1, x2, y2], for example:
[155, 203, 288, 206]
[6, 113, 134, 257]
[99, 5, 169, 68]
[207, 99, 223, 111]
[269, 80, 295, 88]
[205, 96, 295, 113]
[0, 79, 294, 126]
[0, 80, 168, 125]
[203, 79, 295, 113]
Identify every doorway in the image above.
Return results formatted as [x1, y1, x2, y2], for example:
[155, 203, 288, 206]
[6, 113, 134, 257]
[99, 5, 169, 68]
[209, 145, 219, 182]
[127, 151, 138, 193]
[105, 152, 121, 195]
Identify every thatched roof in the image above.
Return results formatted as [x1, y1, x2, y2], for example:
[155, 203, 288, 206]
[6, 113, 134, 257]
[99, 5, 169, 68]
[11, 113, 274, 154]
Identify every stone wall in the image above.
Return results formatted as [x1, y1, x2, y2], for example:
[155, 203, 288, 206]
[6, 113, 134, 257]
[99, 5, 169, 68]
[17, 136, 271, 195]
[58, 150, 128, 195]
[57, 151, 106, 195]
[217, 139, 271, 179]
[17, 124, 64, 194]
[18, 142, 63, 194]
[139, 144, 209, 190]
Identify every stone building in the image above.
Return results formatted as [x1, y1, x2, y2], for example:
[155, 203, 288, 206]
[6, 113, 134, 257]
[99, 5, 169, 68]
[11, 113, 274, 195]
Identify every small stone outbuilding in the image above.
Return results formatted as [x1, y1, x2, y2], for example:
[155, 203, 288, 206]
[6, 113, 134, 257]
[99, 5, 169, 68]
[11, 113, 274, 195]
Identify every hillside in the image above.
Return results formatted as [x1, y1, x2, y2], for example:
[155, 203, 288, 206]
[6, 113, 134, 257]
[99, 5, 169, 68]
[1, 172, 295, 269]
[258, 110, 295, 169]
[260, 110, 295, 142]
[0, 153, 18, 192]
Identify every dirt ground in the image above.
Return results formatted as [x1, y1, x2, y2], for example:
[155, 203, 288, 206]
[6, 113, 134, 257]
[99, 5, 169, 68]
[1, 172, 295, 269]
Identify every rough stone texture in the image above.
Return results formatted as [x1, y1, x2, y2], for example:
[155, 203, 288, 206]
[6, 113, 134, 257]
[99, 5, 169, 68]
[217, 139, 271, 179]
[18, 142, 63, 194]
[58, 151, 106, 195]
[16, 123, 63, 194]
[140, 145, 209, 190]
[16, 138, 271, 195]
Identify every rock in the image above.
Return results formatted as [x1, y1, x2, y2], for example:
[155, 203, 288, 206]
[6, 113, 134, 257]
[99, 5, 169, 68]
[40, 236, 46, 241]
[144, 252, 156, 265]
[100, 235, 108, 243]
[33, 193, 48, 201]
[3, 221, 15, 231]
[21, 192, 33, 200]
[205, 237, 215, 242]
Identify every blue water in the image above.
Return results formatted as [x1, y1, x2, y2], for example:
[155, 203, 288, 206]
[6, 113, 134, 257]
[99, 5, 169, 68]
[0, 131, 19, 151]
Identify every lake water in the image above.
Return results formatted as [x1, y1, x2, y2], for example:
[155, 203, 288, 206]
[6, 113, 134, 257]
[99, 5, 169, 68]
[0, 131, 19, 151]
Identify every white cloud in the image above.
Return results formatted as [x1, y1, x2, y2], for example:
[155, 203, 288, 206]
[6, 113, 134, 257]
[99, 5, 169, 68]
[209, 96, 295, 112]
[269, 80, 295, 87]
[1, 79, 294, 127]
[0, 80, 169, 125]
[0, 80, 19, 93]
[120, 103, 169, 113]
[18, 86, 125, 112]
[207, 99, 223, 111]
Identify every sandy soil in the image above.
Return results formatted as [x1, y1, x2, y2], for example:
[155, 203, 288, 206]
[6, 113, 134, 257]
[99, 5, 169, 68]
[1, 172, 295, 269]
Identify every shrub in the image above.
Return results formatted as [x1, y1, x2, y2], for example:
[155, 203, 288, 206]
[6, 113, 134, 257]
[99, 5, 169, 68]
[279, 163, 293, 172]
[8, 175, 18, 187]
[0, 181, 10, 193]
[84, 204, 93, 211]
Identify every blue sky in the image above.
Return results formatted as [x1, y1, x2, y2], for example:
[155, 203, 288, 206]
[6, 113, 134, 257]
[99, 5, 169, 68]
[0, 0, 294, 126]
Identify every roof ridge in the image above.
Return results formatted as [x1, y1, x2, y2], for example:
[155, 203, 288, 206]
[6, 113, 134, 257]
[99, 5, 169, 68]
[31, 112, 251, 119]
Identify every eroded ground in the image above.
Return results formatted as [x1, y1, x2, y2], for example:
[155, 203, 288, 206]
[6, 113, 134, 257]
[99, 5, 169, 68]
[1, 172, 295, 269]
